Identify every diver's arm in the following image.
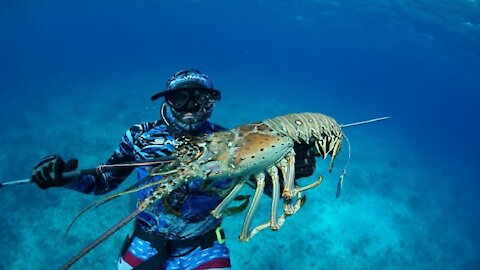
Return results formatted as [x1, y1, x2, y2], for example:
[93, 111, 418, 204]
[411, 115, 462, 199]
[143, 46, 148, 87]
[64, 125, 142, 195]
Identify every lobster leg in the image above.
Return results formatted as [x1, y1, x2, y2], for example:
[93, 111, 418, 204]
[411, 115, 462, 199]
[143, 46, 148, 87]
[248, 189, 308, 241]
[211, 177, 246, 219]
[267, 166, 281, 230]
[276, 159, 294, 215]
[239, 172, 265, 242]
[278, 151, 295, 199]
[276, 151, 296, 215]
[240, 165, 284, 242]
[293, 175, 324, 196]
[245, 220, 270, 241]
[276, 191, 307, 227]
[246, 175, 324, 242]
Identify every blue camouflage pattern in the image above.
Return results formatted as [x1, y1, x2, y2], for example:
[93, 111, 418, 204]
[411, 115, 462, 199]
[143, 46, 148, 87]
[69, 119, 230, 239]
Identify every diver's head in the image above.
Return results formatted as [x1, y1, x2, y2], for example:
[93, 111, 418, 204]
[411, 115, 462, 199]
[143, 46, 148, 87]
[151, 69, 221, 131]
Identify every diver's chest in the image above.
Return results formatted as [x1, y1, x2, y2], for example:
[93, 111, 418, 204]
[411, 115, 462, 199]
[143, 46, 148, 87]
[133, 126, 177, 160]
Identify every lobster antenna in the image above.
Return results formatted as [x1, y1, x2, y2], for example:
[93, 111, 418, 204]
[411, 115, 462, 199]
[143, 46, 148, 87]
[335, 115, 390, 198]
[336, 134, 351, 198]
[340, 116, 390, 128]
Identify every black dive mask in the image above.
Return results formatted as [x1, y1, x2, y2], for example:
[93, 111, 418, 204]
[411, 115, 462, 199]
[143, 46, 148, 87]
[151, 87, 221, 113]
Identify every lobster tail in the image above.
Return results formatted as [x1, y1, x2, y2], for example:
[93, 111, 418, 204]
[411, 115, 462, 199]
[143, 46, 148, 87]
[263, 113, 343, 170]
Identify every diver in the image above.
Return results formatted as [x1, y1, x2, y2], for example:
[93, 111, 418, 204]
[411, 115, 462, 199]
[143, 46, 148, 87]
[31, 69, 317, 270]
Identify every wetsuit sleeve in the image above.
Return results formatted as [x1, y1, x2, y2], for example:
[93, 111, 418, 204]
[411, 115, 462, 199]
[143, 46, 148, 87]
[65, 125, 141, 195]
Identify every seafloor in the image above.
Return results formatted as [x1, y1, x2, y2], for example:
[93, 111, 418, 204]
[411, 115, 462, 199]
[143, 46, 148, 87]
[0, 83, 477, 270]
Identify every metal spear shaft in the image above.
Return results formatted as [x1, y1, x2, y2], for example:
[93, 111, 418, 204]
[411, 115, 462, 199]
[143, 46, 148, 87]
[0, 156, 177, 188]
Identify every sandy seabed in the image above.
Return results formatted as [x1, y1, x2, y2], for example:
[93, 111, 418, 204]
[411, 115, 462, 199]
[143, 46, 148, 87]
[0, 89, 477, 270]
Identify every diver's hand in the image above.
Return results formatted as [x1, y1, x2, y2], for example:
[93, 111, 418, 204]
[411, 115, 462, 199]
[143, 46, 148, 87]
[31, 155, 78, 189]
[293, 143, 316, 179]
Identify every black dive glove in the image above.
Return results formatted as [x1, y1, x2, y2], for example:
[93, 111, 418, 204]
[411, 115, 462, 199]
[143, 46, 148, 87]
[31, 155, 78, 189]
[293, 142, 316, 179]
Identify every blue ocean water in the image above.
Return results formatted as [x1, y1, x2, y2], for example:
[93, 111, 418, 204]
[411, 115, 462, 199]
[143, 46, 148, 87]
[0, 1, 479, 269]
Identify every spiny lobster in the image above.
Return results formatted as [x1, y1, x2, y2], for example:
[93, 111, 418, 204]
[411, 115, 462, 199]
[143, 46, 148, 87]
[61, 113, 388, 269]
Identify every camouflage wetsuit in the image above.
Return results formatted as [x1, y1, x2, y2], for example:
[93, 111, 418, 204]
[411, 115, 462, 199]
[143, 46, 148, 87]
[68, 115, 232, 270]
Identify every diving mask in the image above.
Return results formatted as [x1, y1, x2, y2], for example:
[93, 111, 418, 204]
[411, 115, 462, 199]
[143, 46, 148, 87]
[152, 87, 221, 113]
